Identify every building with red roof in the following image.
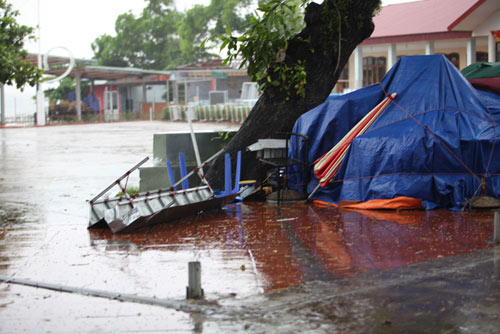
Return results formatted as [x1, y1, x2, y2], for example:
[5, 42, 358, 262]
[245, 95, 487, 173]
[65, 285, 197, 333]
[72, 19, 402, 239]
[338, 0, 500, 92]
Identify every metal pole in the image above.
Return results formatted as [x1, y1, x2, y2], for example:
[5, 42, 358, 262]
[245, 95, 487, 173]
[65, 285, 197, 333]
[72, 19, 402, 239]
[188, 112, 202, 167]
[89, 157, 149, 204]
[494, 210, 500, 244]
[186, 261, 203, 299]
[75, 69, 82, 121]
[35, 0, 45, 126]
[152, 98, 155, 120]
[0, 84, 5, 126]
[306, 183, 321, 202]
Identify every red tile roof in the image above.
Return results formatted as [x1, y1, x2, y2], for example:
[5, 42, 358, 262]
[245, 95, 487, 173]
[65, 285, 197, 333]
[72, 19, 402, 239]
[369, 0, 483, 38]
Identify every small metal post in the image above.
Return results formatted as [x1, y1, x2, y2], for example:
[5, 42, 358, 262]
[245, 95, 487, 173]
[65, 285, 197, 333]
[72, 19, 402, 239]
[494, 210, 500, 244]
[187, 261, 203, 299]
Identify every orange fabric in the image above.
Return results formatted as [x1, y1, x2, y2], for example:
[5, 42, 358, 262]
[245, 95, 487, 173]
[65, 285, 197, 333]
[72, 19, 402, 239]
[312, 196, 421, 210]
[340, 196, 422, 210]
[312, 199, 339, 208]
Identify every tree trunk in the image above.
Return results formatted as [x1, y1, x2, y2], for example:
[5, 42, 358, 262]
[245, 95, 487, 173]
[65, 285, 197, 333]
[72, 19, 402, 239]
[206, 0, 381, 188]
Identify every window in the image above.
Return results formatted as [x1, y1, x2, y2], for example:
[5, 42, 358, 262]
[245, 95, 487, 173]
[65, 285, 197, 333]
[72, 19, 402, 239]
[476, 52, 488, 62]
[363, 57, 386, 86]
[437, 53, 460, 68]
[335, 64, 349, 93]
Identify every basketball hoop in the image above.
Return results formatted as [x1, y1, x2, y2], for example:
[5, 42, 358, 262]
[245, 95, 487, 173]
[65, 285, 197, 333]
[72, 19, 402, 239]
[43, 46, 75, 84]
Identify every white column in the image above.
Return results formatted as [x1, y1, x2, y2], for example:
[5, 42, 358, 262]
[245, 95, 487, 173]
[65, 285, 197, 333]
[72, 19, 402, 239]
[0, 84, 5, 126]
[166, 80, 170, 103]
[174, 82, 179, 105]
[36, 83, 45, 126]
[75, 69, 82, 121]
[425, 41, 434, 55]
[387, 43, 397, 71]
[142, 78, 147, 103]
[36, 52, 45, 126]
[466, 38, 477, 66]
[488, 33, 496, 62]
[354, 46, 363, 90]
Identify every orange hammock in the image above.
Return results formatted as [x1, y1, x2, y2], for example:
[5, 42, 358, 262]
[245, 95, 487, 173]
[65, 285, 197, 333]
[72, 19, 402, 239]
[308, 93, 397, 200]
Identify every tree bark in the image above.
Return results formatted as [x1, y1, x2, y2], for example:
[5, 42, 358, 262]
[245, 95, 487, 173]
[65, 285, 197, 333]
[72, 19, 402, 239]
[206, 0, 381, 188]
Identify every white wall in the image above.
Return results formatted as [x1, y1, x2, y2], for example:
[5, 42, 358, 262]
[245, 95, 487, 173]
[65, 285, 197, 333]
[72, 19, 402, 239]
[473, 10, 500, 36]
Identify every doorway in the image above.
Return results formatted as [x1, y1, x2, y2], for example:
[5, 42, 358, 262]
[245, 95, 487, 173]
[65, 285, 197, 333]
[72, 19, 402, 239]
[104, 89, 119, 121]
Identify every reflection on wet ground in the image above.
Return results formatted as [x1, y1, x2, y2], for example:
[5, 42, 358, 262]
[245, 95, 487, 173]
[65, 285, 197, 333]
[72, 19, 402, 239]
[86, 201, 494, 294]
[0, 122, 499, 333]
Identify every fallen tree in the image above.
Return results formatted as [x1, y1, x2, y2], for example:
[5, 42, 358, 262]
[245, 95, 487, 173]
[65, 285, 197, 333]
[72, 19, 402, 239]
[206, 0, 381, 188]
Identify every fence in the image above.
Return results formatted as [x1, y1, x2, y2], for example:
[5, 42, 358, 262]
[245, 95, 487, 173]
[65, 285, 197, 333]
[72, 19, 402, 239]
[2, 104, 252, 126]
[161, 104, 252, 123]
[3, 114, 35, 126]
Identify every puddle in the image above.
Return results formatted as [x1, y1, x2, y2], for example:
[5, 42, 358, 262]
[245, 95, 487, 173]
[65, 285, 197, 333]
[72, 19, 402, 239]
[85, 202, 495, 296]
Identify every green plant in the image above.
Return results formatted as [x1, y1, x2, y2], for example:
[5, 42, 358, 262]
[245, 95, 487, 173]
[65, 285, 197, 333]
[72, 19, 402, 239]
[121, 112, 141, 121]
[116, 187, 140, 197]
[210, 0, 310, 99]
[161, 107, 171, 120]
[0, 0, 44, 89]
[211, 131, 235, 148]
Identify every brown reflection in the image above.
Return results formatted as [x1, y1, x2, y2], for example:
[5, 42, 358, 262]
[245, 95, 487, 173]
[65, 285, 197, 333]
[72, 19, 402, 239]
[237, 203, 304, 290]
[88, 202, 495, 293]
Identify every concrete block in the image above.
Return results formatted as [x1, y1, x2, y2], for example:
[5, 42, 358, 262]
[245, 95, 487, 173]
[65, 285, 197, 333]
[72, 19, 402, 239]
[140, 130, 236, 192]
[152, 130, 236, 166]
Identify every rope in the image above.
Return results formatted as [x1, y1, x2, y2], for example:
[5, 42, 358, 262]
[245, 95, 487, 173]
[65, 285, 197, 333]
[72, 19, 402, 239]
[377, 83, 483, 184]
[331, 171, 500, 184]
[365, 107, 500, 136]
[313, 84, 499, 200]
[483, 103, 497, 177]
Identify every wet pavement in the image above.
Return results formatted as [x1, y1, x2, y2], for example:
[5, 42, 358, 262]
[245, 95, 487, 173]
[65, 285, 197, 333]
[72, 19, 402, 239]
[1, 121, 499, 333]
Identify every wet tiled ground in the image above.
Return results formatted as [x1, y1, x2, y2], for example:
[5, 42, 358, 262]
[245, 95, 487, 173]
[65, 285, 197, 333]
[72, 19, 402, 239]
[0, 121, 498, 333]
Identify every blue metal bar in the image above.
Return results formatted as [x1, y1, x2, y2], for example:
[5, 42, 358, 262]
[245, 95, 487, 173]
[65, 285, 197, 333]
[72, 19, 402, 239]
[166, 159, 177, 190]
[231, 151, 242, 195]
[179, 152, 189, 190]
[224, 153, 232, 195]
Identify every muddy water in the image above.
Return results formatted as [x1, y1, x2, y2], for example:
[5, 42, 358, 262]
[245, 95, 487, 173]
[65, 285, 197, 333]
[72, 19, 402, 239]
[0, 122, 498, 333]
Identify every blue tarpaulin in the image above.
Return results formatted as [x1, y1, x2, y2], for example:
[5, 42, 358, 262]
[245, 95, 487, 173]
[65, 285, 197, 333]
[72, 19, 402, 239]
[290, 55, 500, 209]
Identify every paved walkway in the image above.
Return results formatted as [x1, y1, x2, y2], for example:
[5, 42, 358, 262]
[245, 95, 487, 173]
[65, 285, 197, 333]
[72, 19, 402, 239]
[0, 121, 499, 333]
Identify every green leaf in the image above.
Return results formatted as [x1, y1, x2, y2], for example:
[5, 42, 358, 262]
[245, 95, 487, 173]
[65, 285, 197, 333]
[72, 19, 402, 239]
[220, 39, 230, 51]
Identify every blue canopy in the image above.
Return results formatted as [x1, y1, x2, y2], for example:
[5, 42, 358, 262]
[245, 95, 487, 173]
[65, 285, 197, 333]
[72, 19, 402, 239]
[290, 55, 500, 209]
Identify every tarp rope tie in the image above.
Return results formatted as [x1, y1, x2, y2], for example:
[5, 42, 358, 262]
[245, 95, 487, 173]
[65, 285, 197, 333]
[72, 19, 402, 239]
[377, 83, 482, 184]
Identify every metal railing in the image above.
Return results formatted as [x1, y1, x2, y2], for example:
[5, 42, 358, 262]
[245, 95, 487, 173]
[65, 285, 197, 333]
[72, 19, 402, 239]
[2, 103, 252, 126]
[3, 114, 35, 126]
[161, 104, 252, 123]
